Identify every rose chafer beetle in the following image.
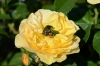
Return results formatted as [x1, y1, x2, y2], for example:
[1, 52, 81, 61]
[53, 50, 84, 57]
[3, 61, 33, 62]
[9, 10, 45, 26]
[42, 25, 59, 37]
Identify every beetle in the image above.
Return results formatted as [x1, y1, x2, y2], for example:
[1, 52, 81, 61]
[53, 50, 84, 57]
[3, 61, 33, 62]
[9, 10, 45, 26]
[42, 25, 59, 37]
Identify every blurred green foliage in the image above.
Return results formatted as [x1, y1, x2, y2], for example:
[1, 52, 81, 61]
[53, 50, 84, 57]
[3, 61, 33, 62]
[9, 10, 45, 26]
[0, 0, 100, 66]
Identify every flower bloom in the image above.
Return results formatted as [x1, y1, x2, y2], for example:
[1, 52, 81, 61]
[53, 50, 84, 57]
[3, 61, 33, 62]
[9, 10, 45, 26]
[22, 53, 29, 66]
[15, 9, 80, 65]
[87, 0, 100, 4]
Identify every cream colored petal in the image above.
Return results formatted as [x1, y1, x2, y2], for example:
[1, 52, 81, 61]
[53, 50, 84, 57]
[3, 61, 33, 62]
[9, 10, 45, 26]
[15, 34, 34, 52]
[87, 0, 100, 4]
[71, 47, 80, 53]
[66, 47, 80, 54]
[27, 13, 39, 27]
[36, 52, 67, 65]
[64, 28, 76, 36]
[70, 20, 80, 31]
[27, 13, 42, 33]
[35, 9, 56, 23]
[74, 36, 80, 43]
[36, 52, 55, 65]
[67, 36, 80, 49]
[19, 19, 27, 34]
[54, 34, 68, 44]
[63, 20, 79, 36]
[56, 54, 67, 62]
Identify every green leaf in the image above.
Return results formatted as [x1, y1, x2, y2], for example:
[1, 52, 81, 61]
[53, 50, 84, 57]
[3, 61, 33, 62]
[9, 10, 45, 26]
[87, 61, 97, 66]
[76, 11, 93, 47]
[0, 14, 11, 19]
[0, 8, 11, 19]
[42, 4, 54, 10]
[94, 24, 100, 29]
[76, 11, 93, 46]
[8, 52, 22, 66]
[76, 0, 85, 3]
[77, 23, 91, 42]
[1, 52, 13, 65]
[5, 0, 11, 4]
[12, 3, 29, 19]
[1, 60, 8, 66]
[54, 0, 77, 14]
[93, 31, 100, 55]
[97, 61, 100, 65]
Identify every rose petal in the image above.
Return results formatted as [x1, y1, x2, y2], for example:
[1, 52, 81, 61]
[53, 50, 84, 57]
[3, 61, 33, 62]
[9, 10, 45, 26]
[70, 20, 80, 31]
[67, 36, 80, 49]
[19, 19, 27, 34]
[36, 52, 67, 65]
[35, 9, 56, 24]
[66, 47, 80, 54]
[71, 47, 80, 53]
[36, 52, 55, 65]
[15, 34, 34, 52]
[87, 0, 100, 4]
[27, 13, 43, 33]
[56, 54, 66, 62]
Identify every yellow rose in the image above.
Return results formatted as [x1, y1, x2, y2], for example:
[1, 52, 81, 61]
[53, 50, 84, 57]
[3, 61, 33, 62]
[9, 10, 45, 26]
[87, 0, 100, 4]
[15, 9, 80, 65]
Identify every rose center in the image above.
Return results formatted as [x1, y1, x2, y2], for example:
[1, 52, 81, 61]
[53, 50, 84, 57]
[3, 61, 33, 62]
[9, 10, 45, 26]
[42, 25, 59, 37]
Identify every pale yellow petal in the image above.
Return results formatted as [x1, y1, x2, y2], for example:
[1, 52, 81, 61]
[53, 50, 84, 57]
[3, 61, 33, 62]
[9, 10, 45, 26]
[66, 47, 80, 54]
[27, 13, 42, 33]
[36, 52, 55, 65]
[63, 20, 79, 35]
[36, 52, 67, 64]
[71, 47, 80, 53]
[87, 0, 100, 4]
[67, 36, 80, 49]
[35, 9, 56, 24]
[54, 34, 68, 44]
[15, 34, 34, 52]
[19, 19, 27, 34]
[70, 20, 80, 31]
[56, 54, 66, 62]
